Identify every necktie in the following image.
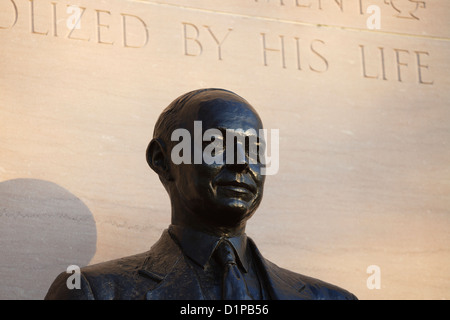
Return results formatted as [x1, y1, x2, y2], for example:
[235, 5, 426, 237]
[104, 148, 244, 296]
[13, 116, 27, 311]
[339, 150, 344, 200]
[214, 240, 253, 300]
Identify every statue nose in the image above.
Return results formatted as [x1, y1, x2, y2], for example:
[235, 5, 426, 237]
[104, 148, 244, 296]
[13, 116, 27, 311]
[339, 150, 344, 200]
[226, 143, 249, 171]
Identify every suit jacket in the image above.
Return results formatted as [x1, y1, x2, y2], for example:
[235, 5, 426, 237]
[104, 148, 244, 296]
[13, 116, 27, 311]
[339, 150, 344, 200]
[44, 229, 357, 300]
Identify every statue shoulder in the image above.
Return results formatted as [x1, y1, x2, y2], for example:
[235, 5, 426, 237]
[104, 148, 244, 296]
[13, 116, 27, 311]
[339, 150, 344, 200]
[44, 251, 153, 300]
[294, 272, 358, 300]
[44, 230, 179, 300]
[248, 238, 357, 300]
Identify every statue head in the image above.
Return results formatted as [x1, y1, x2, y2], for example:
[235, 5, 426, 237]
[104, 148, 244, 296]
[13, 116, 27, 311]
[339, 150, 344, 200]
[146, 88, 266, 236]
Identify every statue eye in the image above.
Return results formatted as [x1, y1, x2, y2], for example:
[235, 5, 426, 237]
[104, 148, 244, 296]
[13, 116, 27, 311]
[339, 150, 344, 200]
[202, 135, 224, 157]
[245, 136, 261, 160]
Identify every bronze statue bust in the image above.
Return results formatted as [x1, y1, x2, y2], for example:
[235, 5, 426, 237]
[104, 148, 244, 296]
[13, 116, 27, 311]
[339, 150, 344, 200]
[45, 88, 357, 300]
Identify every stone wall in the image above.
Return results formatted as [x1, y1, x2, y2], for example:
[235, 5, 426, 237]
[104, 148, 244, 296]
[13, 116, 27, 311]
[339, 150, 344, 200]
[1, 0, 449, 299]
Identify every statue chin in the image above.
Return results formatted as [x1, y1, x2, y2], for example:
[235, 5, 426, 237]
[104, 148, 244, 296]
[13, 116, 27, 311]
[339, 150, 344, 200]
[199, 198, 257, 229]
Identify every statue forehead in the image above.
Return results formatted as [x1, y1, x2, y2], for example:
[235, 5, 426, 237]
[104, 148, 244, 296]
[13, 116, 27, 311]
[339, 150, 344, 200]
[176, 90, 262, 128]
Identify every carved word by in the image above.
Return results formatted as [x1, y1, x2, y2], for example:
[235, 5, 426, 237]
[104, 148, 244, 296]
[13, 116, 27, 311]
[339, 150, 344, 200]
[182, 23, 233, 61]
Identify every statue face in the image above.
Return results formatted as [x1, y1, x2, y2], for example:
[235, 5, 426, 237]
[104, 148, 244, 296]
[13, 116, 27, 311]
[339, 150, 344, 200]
[169, 95, 266, 230]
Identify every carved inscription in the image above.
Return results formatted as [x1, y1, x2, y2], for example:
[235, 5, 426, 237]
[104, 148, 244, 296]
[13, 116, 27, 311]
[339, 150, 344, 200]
[1, 0, 148, 47]
[260, 33, 328, 73]
[182, 23, 233, 60]
[181, 22, 329, 73]
[0, 0, 436, 85]
[380, 0, 426, 20]
[0, 0, 18, 29]
[254, 0, 344, 11]
[253, 0, 428, 20]
[360, 44, 433, 84]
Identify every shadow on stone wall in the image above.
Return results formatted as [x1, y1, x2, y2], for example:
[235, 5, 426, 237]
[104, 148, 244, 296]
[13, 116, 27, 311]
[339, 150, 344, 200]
[0, 179, 97, 300]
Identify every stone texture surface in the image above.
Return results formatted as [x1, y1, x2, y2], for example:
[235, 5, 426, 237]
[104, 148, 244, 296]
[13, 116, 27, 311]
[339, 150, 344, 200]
[0, 0, 449, 299]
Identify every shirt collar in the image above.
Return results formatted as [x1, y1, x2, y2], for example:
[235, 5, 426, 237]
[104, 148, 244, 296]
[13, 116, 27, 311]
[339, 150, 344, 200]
[168, 224, 249, 273]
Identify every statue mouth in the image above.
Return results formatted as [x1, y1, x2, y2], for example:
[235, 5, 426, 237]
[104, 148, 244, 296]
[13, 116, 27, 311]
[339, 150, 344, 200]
[215, 180, 256, 196]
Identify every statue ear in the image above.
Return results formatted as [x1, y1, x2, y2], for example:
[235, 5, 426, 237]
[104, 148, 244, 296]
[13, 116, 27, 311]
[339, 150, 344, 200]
[146, 138, 173, 182]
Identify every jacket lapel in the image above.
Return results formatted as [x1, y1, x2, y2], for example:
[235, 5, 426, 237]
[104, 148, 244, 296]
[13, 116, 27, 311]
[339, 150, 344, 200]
[248, 238, 311, 300]
[139, 231, 311, 300]
[138, 230, 206, 300]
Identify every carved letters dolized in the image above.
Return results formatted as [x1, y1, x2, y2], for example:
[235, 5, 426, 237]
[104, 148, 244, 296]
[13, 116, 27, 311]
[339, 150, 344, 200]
[1, 0, 148, 48]
[0, 0, 18, 30]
